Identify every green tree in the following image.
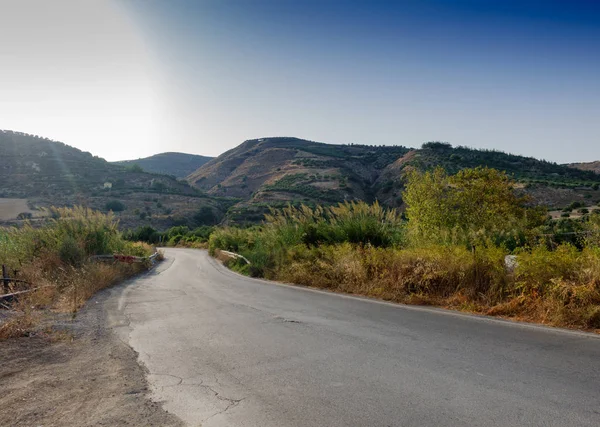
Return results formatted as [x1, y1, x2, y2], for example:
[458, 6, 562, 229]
[193, 206, 217, 226]
[105, 200, 126, 212]
[127, 164, 144, 173]
[404, 167, 532, 246]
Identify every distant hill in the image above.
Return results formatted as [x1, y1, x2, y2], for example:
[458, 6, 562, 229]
[0, 130, 228, 229]
[113, 152, 213, 178]
[187, 137, 409, 221]
[4, 131, 598, 228]
[187, 138, 600, 223]
[568, 161, 600, 174]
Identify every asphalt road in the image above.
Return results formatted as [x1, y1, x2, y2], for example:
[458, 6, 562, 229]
[106, 248, 600, 427]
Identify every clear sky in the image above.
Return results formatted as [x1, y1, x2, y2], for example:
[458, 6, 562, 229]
[1, 0, 599, 163]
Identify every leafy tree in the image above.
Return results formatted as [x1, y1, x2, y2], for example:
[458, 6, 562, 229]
[193, 206, 218, 225]
[105, 200, 126, 212]
[127, 164, 144, 173]
[404, 167, 535, 246]
[152, 181, 167, 192]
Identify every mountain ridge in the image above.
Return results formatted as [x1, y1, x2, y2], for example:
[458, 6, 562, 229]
[0, 130, 226, 229]
[2, 130, 599, 227]
[113, 152, 213, 178]
[568, 161, 600, 174]
[186, 137, 600, 223]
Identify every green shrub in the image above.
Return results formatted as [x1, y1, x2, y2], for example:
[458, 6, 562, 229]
[105, 200, 126, 212]
[59, 235, 85, 266]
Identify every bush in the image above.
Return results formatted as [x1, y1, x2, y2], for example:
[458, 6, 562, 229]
[193, 206, 218, 226]
[403, 167, 536, 246]
[0, 206, 153, 335]
[127, 164, 144, 173]
[59, 235, 85, 266]
[278, 243, 508, 301]
[105, 200, 126, 212]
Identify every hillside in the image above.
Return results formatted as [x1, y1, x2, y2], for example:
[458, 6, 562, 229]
[0, 130, 229, 229]
[568, 161, 600, 174]
[187, 138, 600, 222]
[375, 142, 600, 206]
[113, 152, 212, 178]
[187, 137, 409, 221]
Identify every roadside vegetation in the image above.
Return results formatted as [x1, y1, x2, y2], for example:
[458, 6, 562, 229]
[124, 224, 215, 248]
[0, 207, 154, 339]
[205, 167, 600, 331]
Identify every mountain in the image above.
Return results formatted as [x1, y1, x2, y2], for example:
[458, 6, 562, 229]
[187, 138, 600, 222]
[113, 152, 213, 178]
[375, 142, 600, 208]
[0, 130, 227, 229]
[4, 131, 598, 228]
[187, 137, 410, 221]
[568, 161, 600, 174]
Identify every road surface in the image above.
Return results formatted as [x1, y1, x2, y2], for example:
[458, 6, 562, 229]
[105, 248, 600, 426]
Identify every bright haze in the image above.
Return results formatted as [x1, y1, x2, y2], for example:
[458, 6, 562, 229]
[1, 0, 599, 163]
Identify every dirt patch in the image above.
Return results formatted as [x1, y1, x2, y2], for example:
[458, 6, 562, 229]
[0, 198, 34, 220]
[0, 291, 183, 426]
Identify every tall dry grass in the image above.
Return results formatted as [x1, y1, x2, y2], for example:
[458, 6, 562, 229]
[0, 207, 154, 339]
[209, 199, 600, 330]
[274, 243, 600, 329]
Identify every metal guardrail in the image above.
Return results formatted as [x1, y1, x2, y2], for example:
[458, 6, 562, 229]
[220, 250, 251, 265]
[89, 252, 160, 265]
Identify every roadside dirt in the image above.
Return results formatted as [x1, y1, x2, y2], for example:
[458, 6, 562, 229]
[0, 289, 183, 426]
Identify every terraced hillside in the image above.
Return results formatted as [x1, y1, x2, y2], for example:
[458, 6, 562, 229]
[188, 138, 600, 222]
[0, 131, 229, 229]
[375, 142, 600, 207]
[187, 137, 409, 221]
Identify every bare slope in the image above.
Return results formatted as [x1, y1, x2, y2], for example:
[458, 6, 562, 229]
[569, 161, 600, 174]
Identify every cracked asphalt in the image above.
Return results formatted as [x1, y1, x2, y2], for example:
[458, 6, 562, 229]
[105, 248, 600, 427]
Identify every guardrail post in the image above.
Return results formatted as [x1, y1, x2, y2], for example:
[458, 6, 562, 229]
[2, 264, 9, 294]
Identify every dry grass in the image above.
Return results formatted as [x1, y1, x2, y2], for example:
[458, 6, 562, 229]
[0, 198, 37, 220]
[0, 207, 155, 340]
[0, 262, 145, 340]
[269, 243, 600, 331]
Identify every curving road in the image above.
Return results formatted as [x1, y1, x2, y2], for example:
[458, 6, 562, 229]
[105, 248, 600, 427]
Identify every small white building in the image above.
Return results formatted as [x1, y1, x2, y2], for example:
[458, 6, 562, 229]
[103, 182, 113, 189]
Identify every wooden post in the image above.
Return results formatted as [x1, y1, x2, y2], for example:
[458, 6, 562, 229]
[2, 264, 8, 294]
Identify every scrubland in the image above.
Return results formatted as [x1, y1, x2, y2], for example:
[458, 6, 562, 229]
[208, 168, 600, 330]
[0, 207, 153, 339]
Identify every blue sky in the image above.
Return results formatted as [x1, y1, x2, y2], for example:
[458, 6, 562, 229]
[1, 0, 599, 162]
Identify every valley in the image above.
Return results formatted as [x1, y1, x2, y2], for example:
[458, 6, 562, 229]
[2, 130, 600, 228]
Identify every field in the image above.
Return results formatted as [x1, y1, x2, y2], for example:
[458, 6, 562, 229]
[0, 199, 36, 220]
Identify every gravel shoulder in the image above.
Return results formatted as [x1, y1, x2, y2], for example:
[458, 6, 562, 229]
[0, 279, 183, 427]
